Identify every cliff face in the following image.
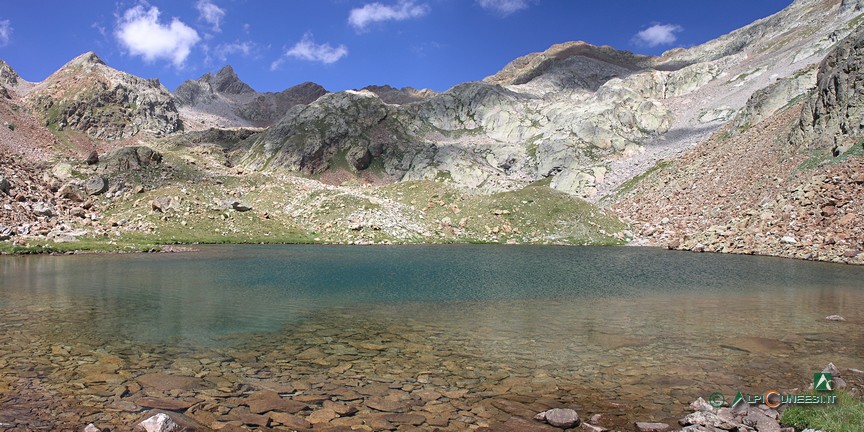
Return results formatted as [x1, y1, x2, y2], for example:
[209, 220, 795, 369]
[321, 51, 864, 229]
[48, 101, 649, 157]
[791, 24, 864, 153]
[22, 52, 182, 140]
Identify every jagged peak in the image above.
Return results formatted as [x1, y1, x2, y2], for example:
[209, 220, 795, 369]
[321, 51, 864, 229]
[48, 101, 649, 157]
[202, 64, 254, 95]
[0, 58, 19, 87]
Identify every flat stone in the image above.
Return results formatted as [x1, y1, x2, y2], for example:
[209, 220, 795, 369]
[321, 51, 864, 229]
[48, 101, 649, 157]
[383, 413, 426, 425]
[137, 373, 202, 391]
[427, 415, 450, 427]
[366, 415, 395, 430]
[323, 401, 358, 416]
[244, 393, 308, 414]
[825, 315, 846, 321]
[635, 422, 670, 432]
[306, 408, 338, 424]
[269, 412, 312, 430]
[490, 399, 536, 418]
[136, 397, 196, 411]
[238, 413, 270, 427]
[366, 397, 406, 413]
[477, 417, 561, 432]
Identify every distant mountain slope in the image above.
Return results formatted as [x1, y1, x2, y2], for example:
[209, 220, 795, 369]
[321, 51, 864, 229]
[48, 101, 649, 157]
[20, 52, 181, 140]
[174, 65, 327, 129]
[237, 0, 863, 200]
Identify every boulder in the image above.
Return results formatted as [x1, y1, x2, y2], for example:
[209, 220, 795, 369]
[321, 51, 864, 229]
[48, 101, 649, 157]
[100, 146, 163, 172]
[82, 424, 101, 432]
[0, 175, 9, 195]
[84, 150, 99, 165]
[151, 196, 176, 213]
[134, 413, 180, 432]
[84, 176, 108, 195]
[536, 408, 581, 428]
[825, 315, 846, 321]
[32, 202, 55, 217]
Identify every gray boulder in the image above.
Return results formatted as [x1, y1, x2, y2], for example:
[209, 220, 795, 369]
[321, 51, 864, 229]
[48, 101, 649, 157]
[84, 176, 108, 195]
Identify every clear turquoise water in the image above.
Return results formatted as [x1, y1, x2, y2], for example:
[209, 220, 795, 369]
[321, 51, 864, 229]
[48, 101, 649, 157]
[1, 245, 862, 344]
[1, 245, 862, 429]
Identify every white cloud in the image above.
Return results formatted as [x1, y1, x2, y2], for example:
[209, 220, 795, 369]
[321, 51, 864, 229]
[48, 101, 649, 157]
[215, 41, 257, 61]
[348, 0, 430, 32]
[196, 0, 226, 32]
[0, 20, 12, 47]
[115, 4, 200, 68]
[633, 23, 683, 48]
[271, 33, 348, 69]
[476, 0, 534, 16]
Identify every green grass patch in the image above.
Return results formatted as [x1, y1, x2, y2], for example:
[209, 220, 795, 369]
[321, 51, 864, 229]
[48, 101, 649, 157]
[794, 140, 864, 174]
[781, 390, 864, 432]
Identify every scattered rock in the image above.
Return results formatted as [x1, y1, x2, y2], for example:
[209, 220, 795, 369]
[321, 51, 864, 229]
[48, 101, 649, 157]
[84, 176, 108, 195]
[822, 362, 841, 376]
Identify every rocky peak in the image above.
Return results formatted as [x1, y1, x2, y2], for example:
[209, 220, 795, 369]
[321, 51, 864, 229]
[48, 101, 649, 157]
[484, 41, 654, 90]
[0, 59, 19, 87]
[69, 51, 105, 66]
[208, 65, 255, 95]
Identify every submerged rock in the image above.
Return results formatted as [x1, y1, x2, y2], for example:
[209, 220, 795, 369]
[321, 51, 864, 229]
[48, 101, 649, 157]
[536, 408, 581, 428]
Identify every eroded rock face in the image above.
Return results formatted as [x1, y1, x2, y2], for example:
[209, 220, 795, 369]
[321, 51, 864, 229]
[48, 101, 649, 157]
[791, 24, 864, 152]
[24, 52, 182, 140]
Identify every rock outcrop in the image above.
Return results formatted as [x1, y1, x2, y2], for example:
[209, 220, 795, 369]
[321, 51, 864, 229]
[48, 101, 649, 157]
[22, 52, 182, 140]
[791, 23, 864, 153]
[360, 85, 437, 105]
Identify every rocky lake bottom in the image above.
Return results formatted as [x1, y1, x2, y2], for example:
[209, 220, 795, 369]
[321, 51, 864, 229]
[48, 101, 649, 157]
[0, 246, 862, 431]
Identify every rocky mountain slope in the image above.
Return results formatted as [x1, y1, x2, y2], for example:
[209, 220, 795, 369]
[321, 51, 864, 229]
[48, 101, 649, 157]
[175, 65, 327, 129]
[612, 22, 864, 264]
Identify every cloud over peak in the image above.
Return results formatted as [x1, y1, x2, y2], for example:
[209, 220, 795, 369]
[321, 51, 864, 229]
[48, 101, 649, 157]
[349, 0, 430, 31]
[476, 0, 534, 16]
[633, 23, 683, 48]
[196, 0, 226, 32]
[115, 4, 200, 68]
[0, 20, 11, 47]
[271, 33, 348, 70]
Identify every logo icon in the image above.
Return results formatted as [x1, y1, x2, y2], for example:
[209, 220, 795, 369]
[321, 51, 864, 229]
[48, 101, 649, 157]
[708, 392, 725, 408]
[731, 391, 747, 409]
[814, 373, 833, 391]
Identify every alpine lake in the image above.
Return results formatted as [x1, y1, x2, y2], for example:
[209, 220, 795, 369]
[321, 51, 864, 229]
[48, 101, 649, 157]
[0, 245, 862, 431]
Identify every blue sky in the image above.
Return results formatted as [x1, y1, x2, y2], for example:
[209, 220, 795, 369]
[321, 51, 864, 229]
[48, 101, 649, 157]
[0, 0, 793, 93]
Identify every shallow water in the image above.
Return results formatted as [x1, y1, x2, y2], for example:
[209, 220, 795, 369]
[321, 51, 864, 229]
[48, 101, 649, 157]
[0, 245, 862, 430]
